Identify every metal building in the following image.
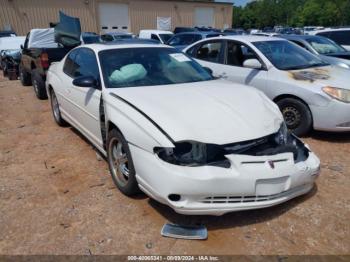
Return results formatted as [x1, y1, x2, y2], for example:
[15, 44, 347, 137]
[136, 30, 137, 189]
[0, 0, 233, 35]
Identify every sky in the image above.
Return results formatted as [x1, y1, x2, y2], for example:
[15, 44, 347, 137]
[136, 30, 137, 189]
[215, 0, 251, 7]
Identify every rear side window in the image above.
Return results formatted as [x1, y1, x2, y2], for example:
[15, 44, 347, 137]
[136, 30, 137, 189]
[194, 41, 223, 63]
[63, 49, 79, 77]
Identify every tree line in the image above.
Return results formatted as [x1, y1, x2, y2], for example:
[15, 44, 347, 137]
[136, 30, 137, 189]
[232, 0, 350, 29]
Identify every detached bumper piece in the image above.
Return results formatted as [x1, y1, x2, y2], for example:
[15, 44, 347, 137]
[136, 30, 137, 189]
[161, 223, 208, 240]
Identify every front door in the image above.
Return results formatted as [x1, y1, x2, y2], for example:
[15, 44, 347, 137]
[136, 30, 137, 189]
[64, 48, 103, 148]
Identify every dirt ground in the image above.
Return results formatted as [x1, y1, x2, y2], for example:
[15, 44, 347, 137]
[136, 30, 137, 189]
[0, 74, 349, 256]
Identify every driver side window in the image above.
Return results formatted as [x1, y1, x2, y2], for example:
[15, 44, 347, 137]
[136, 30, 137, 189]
[72, 48, 99, 80]
[226, 41, 259, 67]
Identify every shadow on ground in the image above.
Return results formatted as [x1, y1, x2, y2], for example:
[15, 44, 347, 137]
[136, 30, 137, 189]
[306, 130, 350, 143]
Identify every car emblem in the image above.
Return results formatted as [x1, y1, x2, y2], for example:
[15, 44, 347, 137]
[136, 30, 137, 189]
[268, 160, 275, 169]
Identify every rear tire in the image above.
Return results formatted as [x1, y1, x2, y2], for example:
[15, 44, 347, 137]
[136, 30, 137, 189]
[276, 98, 312, 136]
[19, 66, 32, 86]
[50, 89, 68, 127]
[32, 70, 48, 100]
[107, 129, 140, 196]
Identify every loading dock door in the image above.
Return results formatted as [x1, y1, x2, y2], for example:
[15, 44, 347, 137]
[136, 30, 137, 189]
[99, 3, 129, 33]
[194, 7, 214, 27]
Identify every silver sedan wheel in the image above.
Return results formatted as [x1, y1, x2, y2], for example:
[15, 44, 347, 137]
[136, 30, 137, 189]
[109, 138, 129, 186]
[51, 92, 60, 121]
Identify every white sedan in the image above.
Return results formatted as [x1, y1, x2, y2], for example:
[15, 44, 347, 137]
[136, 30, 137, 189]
[184, 35, 350, 136]
[46, 42, 320, 216]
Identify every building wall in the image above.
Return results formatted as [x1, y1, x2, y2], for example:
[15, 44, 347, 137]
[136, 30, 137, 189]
[0, 0, 232, 35]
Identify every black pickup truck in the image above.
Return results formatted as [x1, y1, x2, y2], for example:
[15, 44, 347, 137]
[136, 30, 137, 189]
[19, 12, 81, 99]
[19, 33, 72, 99]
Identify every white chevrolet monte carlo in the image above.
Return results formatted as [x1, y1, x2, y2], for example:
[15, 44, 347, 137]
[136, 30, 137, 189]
[183, 35, 350, 136]
[46, 41, 320, 216]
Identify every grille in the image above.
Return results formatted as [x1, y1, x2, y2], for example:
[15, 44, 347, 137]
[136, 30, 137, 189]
[201, 187, 300, 204]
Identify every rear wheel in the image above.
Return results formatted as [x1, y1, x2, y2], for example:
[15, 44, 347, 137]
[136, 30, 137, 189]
[50, 89, 68, 127]
[276, 98, 312, 136]
[19, 66, 32, 86]
[32, 70, 48, 100]
[107, 129, 140, 196]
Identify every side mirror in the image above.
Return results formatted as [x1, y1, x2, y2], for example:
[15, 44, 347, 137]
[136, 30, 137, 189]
[203, 67, 213, 75]
[20, 45, 24, 49]
[72, 76, 97, 88]
[243, 59, 262, 70]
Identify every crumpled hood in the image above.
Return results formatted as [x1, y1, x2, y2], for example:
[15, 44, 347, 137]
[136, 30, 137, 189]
[109, 80, 283, 145]
[288, 66, 350, 90]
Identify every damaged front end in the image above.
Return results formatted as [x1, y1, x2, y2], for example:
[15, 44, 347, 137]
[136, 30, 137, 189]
[154, 123, 309, 168]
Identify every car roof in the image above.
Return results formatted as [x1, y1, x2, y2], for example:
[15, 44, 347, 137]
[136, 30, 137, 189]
[280, 34, 325, 41]
[174, 31, 221, 36]
[104, 32, 132, 36]
[213, 35, 285, 42]
[139, 30, 173, 34]
[310, 27, 350, 34]
[81, 39, 169, 52]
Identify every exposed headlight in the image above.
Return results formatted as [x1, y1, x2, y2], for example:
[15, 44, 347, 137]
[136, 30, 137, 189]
[322, 86, 350, 103]
[154, 141, 230, 168]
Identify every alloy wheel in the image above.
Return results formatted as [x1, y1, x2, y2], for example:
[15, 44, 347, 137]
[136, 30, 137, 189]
[109, 137, 129, 187]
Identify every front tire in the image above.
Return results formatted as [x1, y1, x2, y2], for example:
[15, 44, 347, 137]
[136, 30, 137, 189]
[50, 89, 68, 127]
[276, 98, 312, 136]
[107, 129, 140, 196]
[32, 70, 48, 100]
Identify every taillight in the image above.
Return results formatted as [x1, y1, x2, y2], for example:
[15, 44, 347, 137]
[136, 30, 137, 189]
[40, 53, 49, 69]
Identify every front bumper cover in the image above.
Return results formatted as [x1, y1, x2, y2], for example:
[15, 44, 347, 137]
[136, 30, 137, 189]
[130, 144, 320, 216]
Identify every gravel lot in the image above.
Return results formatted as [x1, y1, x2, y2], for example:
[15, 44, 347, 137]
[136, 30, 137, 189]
[0, 75, 349, 255]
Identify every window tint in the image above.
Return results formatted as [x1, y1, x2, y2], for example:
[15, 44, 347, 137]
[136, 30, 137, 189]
[101, 34, 114, 42]
[317, 32, 330, 38]
[226, 41, 259, 67]
[168, 36, 180, 45]
[195, 41, 223, 63]
[169, 34, 202, 46]
[63, 49, 80, 77]
[72, 48, 99, 79]
[291, 40, 307, 49]
[151, 34, 160, 42]
[328, 31, 350, 45]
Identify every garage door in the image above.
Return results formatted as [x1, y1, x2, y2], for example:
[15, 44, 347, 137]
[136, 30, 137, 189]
[98, 3, 129, 33]
[194, 7, 214, 27]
